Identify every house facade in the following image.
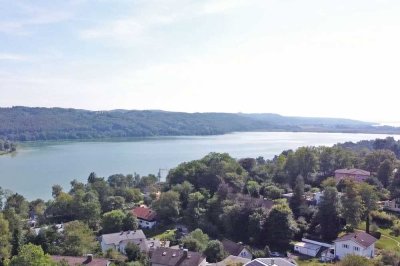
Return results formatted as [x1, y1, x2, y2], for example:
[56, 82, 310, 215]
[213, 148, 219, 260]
[294, 242, 320, 257]
[334, 169, 370, 182]
[132, 206, 157, 229]
[294, 238, 332, 258]
[222, 239, 252, 260]
[333, 232, 377, 259]
[383, 199, 400, 213]
[100, 230, 147, 254]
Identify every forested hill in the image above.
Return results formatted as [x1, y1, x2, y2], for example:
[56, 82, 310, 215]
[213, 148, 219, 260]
[0, 106, 399, 141]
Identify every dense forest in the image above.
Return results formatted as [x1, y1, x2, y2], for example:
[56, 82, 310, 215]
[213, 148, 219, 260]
[1, 106, 400, 141]
[337, 137, 400, 158]
[1, 137, 400, 265]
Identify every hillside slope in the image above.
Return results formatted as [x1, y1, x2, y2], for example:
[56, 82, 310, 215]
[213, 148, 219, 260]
[0, 107, 398, 141]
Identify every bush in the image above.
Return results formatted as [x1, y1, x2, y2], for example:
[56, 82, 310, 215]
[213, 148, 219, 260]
[370, 222, 379, 233]
[339, 254, 372, 266]
[251, 249, 266, 259]
[263, 185, 284, 200]
[370, 211, 395, 227]
[343, 224, 354, 233]
[380, 250, 400, 266]
[391, 221, 400, 236]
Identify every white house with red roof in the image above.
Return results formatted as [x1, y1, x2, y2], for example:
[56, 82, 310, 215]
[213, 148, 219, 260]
[333, 232, 377, 259]
[132, 205, 157, 229]
[334, 168, 370, 183]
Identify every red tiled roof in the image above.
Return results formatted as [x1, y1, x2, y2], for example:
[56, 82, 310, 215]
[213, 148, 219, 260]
[334, 232, 377, 248]
[51, 255, 109, 266]
[132, 206, 157, 221]
[334, 168, 370, 176]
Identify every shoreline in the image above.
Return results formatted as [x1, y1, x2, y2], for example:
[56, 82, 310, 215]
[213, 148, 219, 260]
[0, 150, 15, 156]
[8, 129, 400, 145]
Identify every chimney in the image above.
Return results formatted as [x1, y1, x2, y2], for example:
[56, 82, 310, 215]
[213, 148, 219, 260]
[183, 249, 188, 258]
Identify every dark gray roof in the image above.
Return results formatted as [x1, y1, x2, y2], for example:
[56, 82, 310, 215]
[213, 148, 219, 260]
[245, 258, 297, 266]
[101, 230, 146, 245]
[334, 232, 377, 248]
[151, 247, 205, 266]
[222, 239, 246, 256]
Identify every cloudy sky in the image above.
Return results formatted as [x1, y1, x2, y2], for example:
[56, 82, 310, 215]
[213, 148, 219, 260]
[0, 0, 399, 123]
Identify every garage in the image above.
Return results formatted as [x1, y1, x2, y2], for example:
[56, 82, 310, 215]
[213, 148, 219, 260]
[294, 242, 321, 257]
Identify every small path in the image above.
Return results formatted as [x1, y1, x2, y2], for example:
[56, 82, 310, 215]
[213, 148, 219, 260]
[380, 234, 400, 248]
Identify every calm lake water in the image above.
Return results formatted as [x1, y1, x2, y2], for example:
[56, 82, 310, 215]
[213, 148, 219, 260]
[1, 132, 399, 200]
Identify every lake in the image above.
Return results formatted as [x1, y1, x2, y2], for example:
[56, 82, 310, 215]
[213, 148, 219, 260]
[1, 131, 399, 200]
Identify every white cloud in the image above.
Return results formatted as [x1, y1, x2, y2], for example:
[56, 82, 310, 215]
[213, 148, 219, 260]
[0, 2, 76, 35]
[80, 18, 144, 40]
[202, 0, 248, 14]
[79, 0, 259, 43]
[0, 53, 30, 61]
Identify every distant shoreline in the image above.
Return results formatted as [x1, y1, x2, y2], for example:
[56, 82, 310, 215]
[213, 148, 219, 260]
[0, 150, 15, 156]
[11, 129, 400, 144]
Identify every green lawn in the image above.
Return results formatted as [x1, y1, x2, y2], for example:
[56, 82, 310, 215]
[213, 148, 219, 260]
[153, 228, 177, 240]
[141, 225, 176, 239]
[358, 222, 400, 253]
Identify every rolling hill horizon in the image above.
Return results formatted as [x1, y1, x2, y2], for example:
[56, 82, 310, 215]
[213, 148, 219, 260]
[0, 106, 399, 141]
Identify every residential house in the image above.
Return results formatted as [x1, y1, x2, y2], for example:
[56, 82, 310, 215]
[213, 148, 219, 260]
[222, 239, 252, 260]
[132, 206, 157, 229]
[293, 238, 332, 257]
[147, 238, 171, 254]
[383, 198, 400, 213]
[293, 242, 320, 257]
[32, 223, 65, 236]
[51, 254, 110, 266]
[244, 258, 297, 266]
[209, 255, 251, 266]
[334, 169, 370, 182]
[333, 232, 377, 259]
[151, 247, 206, 266]
[100, 230, 147, 254]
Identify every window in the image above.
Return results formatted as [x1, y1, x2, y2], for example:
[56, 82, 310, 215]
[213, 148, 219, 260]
[342, 244, 349, 249]
[354, 246, 360, 251]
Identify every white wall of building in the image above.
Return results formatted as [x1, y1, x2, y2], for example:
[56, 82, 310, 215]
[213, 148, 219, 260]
[335, 240, 374, 259]
[238, 248, 253, 260]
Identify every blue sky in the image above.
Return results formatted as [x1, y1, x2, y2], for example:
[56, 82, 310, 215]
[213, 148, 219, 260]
[0, 0, 399, 123]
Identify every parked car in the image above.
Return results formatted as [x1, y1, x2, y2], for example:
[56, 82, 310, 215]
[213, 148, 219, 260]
[270, 252, 283, 257]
